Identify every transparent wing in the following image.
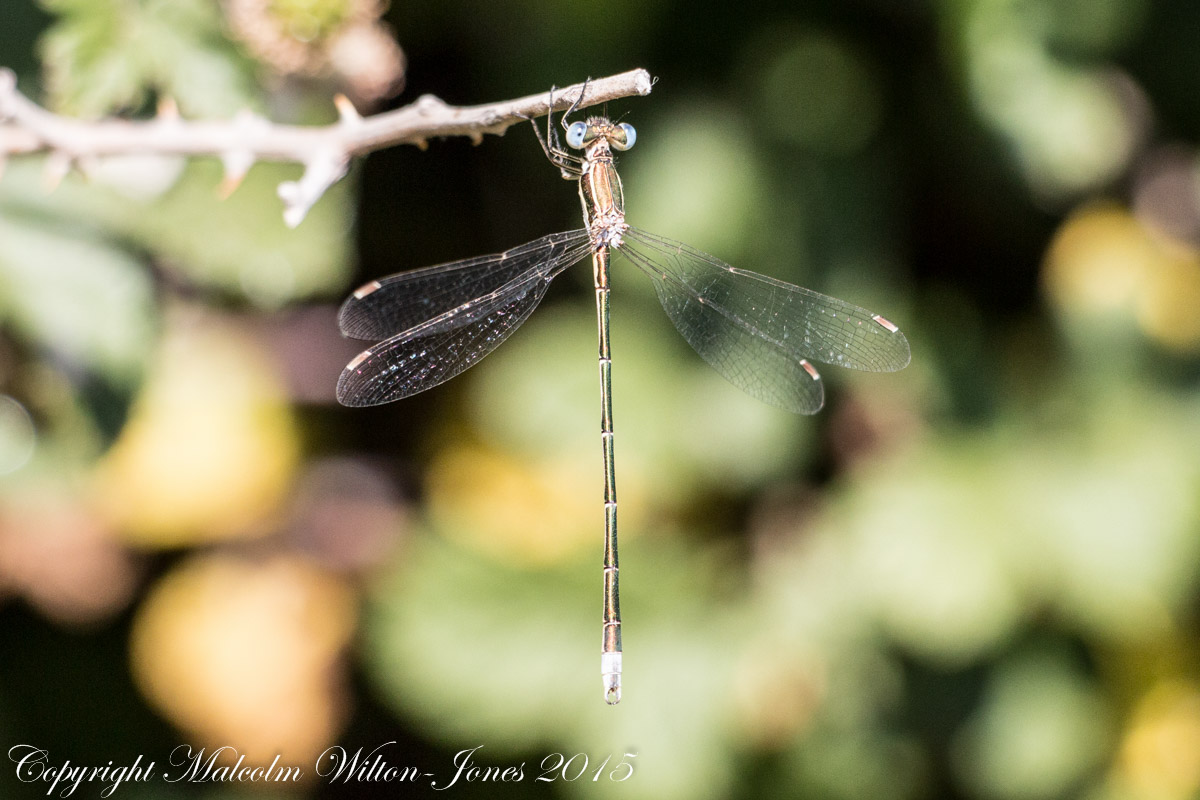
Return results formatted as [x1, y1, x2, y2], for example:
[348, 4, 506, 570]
[339, 229, 592, 340]
[618, 227, 910, 414]
[337, 231, 593, 407]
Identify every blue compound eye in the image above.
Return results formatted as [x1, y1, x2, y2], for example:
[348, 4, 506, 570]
[566, 121, 588, 149]
[613, 123, 636, 151]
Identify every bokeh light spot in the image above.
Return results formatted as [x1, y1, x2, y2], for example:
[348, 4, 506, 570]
[131, 553, 356, 768]
[755, 30, 883, 155]
[94, 312, 301, 545]
[1117, 682, 1200, 800]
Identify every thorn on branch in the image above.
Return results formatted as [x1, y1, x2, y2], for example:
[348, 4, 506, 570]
[219, 149, 255, 198]
[415, 95, 447, 116]
[334, 94, 362, 125]
[278, 151, 349, 228]
[43, 151, 71, 191]
[157, 96, 180, 123]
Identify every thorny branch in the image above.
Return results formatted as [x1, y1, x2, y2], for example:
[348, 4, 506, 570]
[0, 68, 654, 226]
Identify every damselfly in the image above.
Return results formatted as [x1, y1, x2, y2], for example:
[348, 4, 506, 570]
[336, 86, 911, 705]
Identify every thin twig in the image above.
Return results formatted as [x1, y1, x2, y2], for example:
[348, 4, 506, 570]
[0, 68, 654, 225]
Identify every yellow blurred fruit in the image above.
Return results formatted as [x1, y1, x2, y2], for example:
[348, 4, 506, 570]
[130, 553, 356, 769]
[1137, 255, 1200, 351]
[94, 312, 299, 546]
[426, 445, 602, 568]
[1043, 205, 1156, 317]
[1044, 204, 1200, 352]
[1116, 682, 1200, 800]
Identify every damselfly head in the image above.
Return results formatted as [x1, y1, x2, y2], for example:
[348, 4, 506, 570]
[565, 118, 637, 152]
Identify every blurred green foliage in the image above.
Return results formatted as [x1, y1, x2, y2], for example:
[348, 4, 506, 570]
[3, 0, 1200, 799]
[40, 0, 259, 116]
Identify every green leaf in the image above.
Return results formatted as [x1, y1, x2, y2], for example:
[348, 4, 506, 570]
[39, 0, 257, 116]
[952, 649, 1112, 800]
[0, 211, 156, 383]
[0, 157, 352, 306]
[123, 159, 354, 306]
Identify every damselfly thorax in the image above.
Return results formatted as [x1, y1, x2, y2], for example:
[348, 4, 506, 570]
[572, 118, 631, 251]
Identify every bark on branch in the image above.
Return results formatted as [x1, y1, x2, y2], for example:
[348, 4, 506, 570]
[0, 68, 654, 225]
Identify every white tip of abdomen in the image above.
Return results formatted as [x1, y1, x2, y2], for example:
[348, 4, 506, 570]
[602, 652, 622, 705]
